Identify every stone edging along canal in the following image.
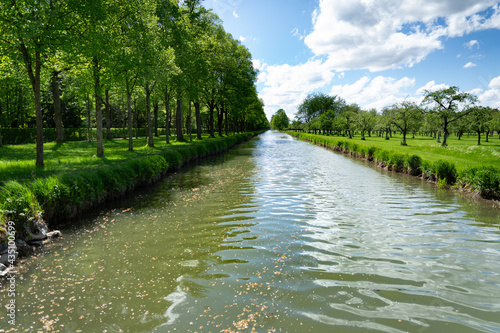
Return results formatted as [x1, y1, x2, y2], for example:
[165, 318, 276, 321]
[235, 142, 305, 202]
[0, 132, 261, 278]
[287, 131, 500, 204]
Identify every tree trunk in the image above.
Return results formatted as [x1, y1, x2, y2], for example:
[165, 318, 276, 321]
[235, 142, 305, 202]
[86, 94, 91, 141]
[208, 99, 215, 138]
[127, 82, 133, 151]
[154, 102, 159, 137]
[145, 83, 154, 147]
[51, 70, 65, 143]
[122, 97, 126, 139]
[93, 57, 104, 157]
[195, 101, 202, 140]
[224, 104, 228, 136]
[477, 129, 481, 145]
[217, 105, 223, 136]
[176, 97, 185, 142]
[134, 99, 138, 139]
[20, 43, 43, 166]
[187, 100, 192, 141]
[486, 131, 489, 143]
[165, 88, 171, 144]
[105, 89, 112, 140]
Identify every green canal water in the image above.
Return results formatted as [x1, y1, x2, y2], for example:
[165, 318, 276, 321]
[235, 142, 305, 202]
[2, 131, 500, 332]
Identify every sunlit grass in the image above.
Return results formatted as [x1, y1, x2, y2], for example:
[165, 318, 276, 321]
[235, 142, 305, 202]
[0, 134, 215, 184]
[310, 132, 500, 171]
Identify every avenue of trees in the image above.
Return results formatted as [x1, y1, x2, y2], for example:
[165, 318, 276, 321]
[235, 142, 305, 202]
[291, 88, 500, 147]
[0, 0, 269, 166]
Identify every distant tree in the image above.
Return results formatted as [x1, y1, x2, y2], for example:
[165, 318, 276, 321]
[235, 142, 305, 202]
[270, 109, 289, 130]
[423, 86, 477, 147]
[291, 119, 304, 130]
[339, 103, 360, 138]
[356, 109, 376, 140]
[296, 92, 345, 124]
[387, 101, 423, 145]
[468, 106, 495, 145]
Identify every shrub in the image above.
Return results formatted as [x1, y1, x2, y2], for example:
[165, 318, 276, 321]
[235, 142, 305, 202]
[460, 166, 500, 198]
[0, 181, 43, 238]
[406, 155, 422, 175]
[375, 149, 391, 165]
[433, 160, 457, 185]
[389, 152, 406, 171]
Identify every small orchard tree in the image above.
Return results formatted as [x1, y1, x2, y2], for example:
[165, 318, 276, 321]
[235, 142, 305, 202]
[423, 86, 477, 147]
[468, 106, 495, 145]
[387, 101, 423, 145]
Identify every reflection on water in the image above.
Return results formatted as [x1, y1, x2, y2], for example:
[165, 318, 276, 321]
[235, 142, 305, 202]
[1, 131, 500, 333]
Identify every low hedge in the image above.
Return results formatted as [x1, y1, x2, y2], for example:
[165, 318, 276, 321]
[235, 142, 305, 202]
[288, 131, 500, 199]
[1, 127, 174, 145]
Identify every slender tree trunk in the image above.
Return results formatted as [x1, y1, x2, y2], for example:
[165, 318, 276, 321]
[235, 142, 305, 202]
[176, 96, 185, 142]
[122, 96, 126, 139]
[86, 94, 91, 141]
[224, 104, 228, 136]
[187, 100, 192, 141]
[154, 102, 159, 137]
[127, 82, 133, 151]
[165, 88, 171, 144]
[51, 70, 65, 143]
[145, 83, 154, 147]
[134, 98, 138, 139]
[20, 45, 44, 166]
[105, 89, 112, 140]
[441, 117, 448, 146]
[208, 99, 215, 138]
[195, 102, 201, 140]
[477, 129, 481, 145]
[217, 105, 223, 136]
[93, 57, 104, 157]
[486, 131, 489, 143]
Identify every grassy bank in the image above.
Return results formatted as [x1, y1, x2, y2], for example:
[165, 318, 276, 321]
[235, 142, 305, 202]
[0, 133, 258, 240]
[286, 131, 500, 200]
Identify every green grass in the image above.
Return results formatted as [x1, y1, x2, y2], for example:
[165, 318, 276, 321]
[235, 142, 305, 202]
[0, 135, 214, 184]
[294, 132, 500, 170]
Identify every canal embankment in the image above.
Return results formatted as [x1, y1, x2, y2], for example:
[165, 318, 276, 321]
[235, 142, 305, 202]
[0, 132, 260, 273]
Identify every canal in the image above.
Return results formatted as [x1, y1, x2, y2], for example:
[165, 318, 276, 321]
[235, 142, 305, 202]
[2, 130, 500, 332]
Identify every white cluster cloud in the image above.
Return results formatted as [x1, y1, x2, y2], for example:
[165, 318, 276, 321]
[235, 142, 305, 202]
[330, 76, 417, 110]
[305, 0, 500, 72]
[478, 76, 500, 107]
[259, 60, 336, 117]
[258, 0, 500, 118]
[463, 61, 478, 68]
[464, 40, 480, 49]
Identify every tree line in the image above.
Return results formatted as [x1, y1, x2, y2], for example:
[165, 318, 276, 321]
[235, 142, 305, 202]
[0, 0, 269, 166]
[287, 87, 500, 146]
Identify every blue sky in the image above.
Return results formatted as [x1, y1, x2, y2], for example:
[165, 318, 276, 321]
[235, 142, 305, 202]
[204, 0, 500, 120]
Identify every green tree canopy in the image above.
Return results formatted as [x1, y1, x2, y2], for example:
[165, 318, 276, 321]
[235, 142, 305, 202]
[423, 86, 477, 147]
[271, 109, 289, 130]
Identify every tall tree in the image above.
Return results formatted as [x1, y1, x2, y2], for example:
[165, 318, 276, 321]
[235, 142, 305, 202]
[469, 106, 495, 145]
[423, 86, 477, 147]
[271, 109, 289, 130]
[0, 0, 76, 166]
[296, 93, 344, 124]
[387, 101, 423, 145]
